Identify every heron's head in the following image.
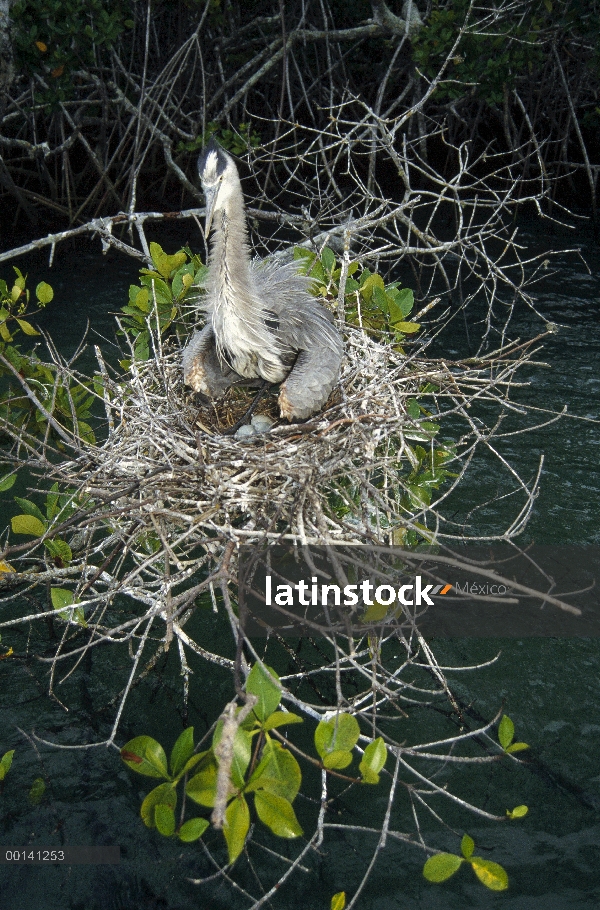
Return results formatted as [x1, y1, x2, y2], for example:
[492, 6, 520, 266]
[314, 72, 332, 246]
[197, 139, 240, 237]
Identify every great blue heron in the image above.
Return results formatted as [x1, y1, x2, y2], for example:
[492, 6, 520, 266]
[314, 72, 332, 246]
[182, 139, 343, 421]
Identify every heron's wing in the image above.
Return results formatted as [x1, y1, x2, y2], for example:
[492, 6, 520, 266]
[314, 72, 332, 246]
[278, 315, 343, 420]
[182, 324, 239, 397]
[253, 259, 340, 349]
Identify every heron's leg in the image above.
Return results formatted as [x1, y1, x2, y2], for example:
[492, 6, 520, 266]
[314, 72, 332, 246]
[183, 324, 239, 398]
[278, 343, 342, 421]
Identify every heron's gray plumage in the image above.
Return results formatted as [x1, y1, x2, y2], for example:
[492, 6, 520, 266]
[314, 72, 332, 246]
[182, 140, 343, 421]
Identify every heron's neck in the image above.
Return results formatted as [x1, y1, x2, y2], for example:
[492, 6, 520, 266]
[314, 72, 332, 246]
[209, 190, 254, 317]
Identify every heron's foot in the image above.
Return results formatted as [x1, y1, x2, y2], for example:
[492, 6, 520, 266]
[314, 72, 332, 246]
[278, 384, 324, 422]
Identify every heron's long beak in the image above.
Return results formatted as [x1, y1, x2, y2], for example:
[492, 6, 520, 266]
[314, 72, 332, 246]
[203, 186, 218, 238]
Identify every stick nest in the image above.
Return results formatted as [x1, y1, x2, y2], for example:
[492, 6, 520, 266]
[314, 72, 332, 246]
[73, 325, 461, 554]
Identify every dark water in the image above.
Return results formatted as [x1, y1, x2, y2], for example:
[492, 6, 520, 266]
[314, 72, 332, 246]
[1, 219, 599, 909]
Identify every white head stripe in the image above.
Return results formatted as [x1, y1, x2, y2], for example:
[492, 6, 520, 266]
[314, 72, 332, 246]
[204, 151, 219, 179]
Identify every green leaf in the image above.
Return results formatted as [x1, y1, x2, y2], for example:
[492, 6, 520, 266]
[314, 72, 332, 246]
[186, 753, 218, 807]
[506, 742, 529, 753]
[372, 284, 390, 314]
[50, 587, 73, 610]
[29, 777, 46, 805]
[149, 242, 165, 271]
[387, 298, 405, 323]
[231, 728, 253, 788]
[293, 247, 316, 265]
[507, 804, 528, 819]
[393, 286, 414, 316]
[224, 795, 250, 864]
[0, 749, 15, 780]
[309, 259, 326, 286]
[323, 749, 353, 770]
[331, 893, 346, 910]
[120, 736, 170, 779]
[498, 715, 515, 750]
[134, 337, 149, 361]
[140, 783, 176, 828]
[179, 752, 206, 776]
[211, 721, 252, 789]
[470, 857, 509, 891]
[121, 306, 145, 323]
[461, 834, 475, 859]
[45, 484, 60, 520]
[155, 255, 173, 278]
[423, 852, 463, 882]
[393, 321, 420, 334]
[14, 497, 46, 524]
[170, 727, 195, 777]
[406, 399, 420, 420]
[359, 737, 387, 784]
[262, 711, 303, 731]
[246, 741, 301, 802]
[72, 606, 87, 626]
[167, 250, 187, 273]
[360, 273, 385, 301]
[419, 422, 440, 437]
[50, 586, 85, 625]
[44, 539, 72, 566]
[155, 803, 176, 837]
[361, 601, 389, 623]
[172, 263, 195, 299]
[314, 713, 360, 760]
[178, 817, 209, 842]
[246, 663, 281, 721]
[142, 275, 172, 305]
[321, 247, 336, 273]
[254, 790, 302, 838]
[35, 282, 54, 304]
[135, 288, 150, 312]
[359, 765, 380, 784]
[16, 319, 40, 336]
[0, 473, 16, 492]
[75, 420, 95, 444]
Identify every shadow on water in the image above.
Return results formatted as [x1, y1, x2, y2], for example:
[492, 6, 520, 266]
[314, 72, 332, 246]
[1, 217, 599, 908]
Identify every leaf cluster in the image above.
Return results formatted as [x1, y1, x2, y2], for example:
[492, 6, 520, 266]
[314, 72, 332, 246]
[121, 664, 387, 864]
[176, 122, 262, 156]
[0, 270, 97, 446]
[119, 242, 207, 367]
[294, 246, 421, 346]
[8, 482, 90, 625]
[12, 0, 129, 101]
[422, 715, 530, 890]
[498, 714, 530, 755]
[423, 834, 509, 891]
[412, 0, 551, 106]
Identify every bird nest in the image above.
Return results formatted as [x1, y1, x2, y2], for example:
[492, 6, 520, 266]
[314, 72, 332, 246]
[84, 327, 424, 546]
[59, 320, 538, 567]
